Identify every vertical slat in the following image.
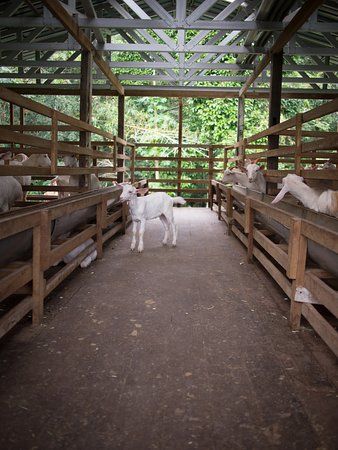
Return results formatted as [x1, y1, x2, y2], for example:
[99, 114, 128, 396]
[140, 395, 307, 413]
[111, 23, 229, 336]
[237, 96, 245, 142]
[208, 146, 213, 209]
[295, 113, 303, 175]
[96, 200, 103, 259]
[32, 211, 49, 326]
[267, 50, 283, 195]
[177, 98, 183, 200]
[19, 106, 24, 152]
[117, 95, 125, 183]
[130, 145, 135, 183]
[245, 199, 254, 262]
[50, 110, 58, 175]
[226, 188, 233, 235]
[216, 183, 221, 220]
[290, 219, 308, 330]
[223, 148, 228, 170]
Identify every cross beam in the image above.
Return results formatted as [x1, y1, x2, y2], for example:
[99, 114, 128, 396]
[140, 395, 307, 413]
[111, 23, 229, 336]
[239, 0, 325, 97]
[40, 0, 124, 95]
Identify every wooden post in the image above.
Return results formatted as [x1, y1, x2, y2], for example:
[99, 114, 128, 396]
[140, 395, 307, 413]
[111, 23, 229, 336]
[223, 148, 228, 170]
[9, 103, 14, 154]
[96, 201, 104, 259]
[51, 111, 58, 175]
[267, 51, 283, 195]
[289, 219, 307, 330]
[216, 183, 221, 220]
[32, 211, 50, 325]
[79, 48, 93, 189]
[117, 94, 125, 183]
[226, 188, 233, 235]
[130, 145, 136, 183]
[19, 106, 24, 152]
[237, 96, 245, 143]
[177, 97, 183, 200]
[245, 199, 254, 262]
[208, 146, 213, 209]
[295, 113, 303, 175]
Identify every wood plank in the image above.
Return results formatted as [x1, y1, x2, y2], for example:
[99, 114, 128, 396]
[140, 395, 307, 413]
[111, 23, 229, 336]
[304, 272, 338, 318]
[0, 296, 33, 340]
[302, 303, 338, 358]
[253, 228, 288, 269]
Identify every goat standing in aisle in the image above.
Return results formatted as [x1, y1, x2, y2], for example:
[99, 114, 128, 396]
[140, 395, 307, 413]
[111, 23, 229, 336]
[119, 184, 186, 253]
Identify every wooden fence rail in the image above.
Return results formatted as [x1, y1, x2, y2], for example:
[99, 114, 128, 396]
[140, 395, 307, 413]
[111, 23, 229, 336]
[0, 183, 130, 338]
[211, 180, 338, 357]
[0, 86, 135, 198]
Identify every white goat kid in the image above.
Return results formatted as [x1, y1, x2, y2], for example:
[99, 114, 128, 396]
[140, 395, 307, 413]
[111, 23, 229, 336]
[271, 174, 338, 218]
[120, 184, 186, 253]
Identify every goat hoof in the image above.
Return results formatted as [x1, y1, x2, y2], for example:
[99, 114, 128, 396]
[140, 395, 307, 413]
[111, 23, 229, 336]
[162, 242, 168, 246]
[172, 243, 177, 248]
[130, 247, 135, 252]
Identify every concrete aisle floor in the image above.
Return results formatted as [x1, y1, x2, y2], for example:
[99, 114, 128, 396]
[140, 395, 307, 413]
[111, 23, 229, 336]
[0, 208, 337, 450]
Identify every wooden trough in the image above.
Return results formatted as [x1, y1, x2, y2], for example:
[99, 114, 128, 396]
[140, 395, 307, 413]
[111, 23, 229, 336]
[211, 180, 338, 357]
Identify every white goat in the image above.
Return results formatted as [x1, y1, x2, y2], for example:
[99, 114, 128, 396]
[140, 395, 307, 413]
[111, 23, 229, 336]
[271, 174, 338, 217]
[120, 184, 186, 253]
[50, 175, 71, 198]
[321, 160, 336, 170]
[221, 160, 266, 194]
[63, 155, 101, 191]
[0, 152, 51, 186]
[245, 159, 266, 193]
[0, 176, 23, 212]
[63, 238, 97, 268]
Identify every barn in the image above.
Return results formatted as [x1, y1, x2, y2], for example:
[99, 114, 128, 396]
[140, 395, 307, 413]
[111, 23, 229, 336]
[0, 1, 337, 448]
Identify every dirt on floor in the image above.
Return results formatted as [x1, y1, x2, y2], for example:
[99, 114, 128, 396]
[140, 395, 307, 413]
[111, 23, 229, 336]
[0, 208, 337, 450]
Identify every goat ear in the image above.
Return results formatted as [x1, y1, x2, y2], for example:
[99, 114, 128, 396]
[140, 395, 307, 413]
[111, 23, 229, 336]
[136, 187, 149, 196]
[271, 184, 289, 204]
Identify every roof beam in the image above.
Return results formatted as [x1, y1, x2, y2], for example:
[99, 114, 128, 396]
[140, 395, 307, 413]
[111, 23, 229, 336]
[5, 84, 338, 100]
[141, 0, 174, 26]
[239, 0, 325, 97]
[0, 17, 337, 32]
[185, 0, 219, 25]
[80, 0, 105, 45]
[1, 60, 337, 72]
[40, 0, 124, 95]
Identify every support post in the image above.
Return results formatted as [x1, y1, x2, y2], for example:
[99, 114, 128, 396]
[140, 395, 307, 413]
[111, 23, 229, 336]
[267, 51, 283, 195]
[130, 145, 136, 183]
[216, 183, 221, 220]
[177, 97, 183, 200]
[79, 48, 93, 189]
[237, 96, 245, 143]
[295, 113, 303, 175]
[289, 219, 307, 330]
[32, 211, 50, 326]
[208, 146, 213, 209]
[51, 111, 58, 175]
[226, 188, 233, 235]
[117, 94, 125, 183]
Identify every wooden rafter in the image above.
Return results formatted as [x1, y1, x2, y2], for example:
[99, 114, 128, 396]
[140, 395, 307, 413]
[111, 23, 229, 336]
[40, 0, 124, 95]
[239, 0, 325, 97]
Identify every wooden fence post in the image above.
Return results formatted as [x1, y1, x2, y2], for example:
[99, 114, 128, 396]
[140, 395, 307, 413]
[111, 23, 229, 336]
[208, 146, 213, 209]
[130, 145, 136, 183]
[51, 111, 58, 175]
[216, 183, 221, 220]
[245, 199, 254, 262]
[96, 199, 104, 259]
[288, 218, 307, 330]
[226, 188, 233, 235]
[295, 113, 303, 175]
[32, 210, 50, 325]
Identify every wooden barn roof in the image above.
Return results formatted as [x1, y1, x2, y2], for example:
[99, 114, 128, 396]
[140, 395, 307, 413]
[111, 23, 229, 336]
[0, 0, 337, 97]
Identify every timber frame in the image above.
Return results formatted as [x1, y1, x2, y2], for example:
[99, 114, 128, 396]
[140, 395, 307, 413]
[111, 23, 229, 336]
[0, 0, 337, 97]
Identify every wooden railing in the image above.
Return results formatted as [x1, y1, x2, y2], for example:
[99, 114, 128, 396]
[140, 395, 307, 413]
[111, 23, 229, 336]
[130, 143, 229, 204]
[0, 178, 148, 339]
[0, 86, 135, 200]
[225, 98, 338, 189]
[211, 180, 338, 357]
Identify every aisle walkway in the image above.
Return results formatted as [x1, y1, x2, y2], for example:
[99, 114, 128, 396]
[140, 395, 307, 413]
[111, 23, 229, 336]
[0, 208, 337, 450]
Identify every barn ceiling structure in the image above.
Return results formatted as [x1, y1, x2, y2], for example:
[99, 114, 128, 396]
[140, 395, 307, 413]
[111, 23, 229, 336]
[0, 0, 337, 99]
